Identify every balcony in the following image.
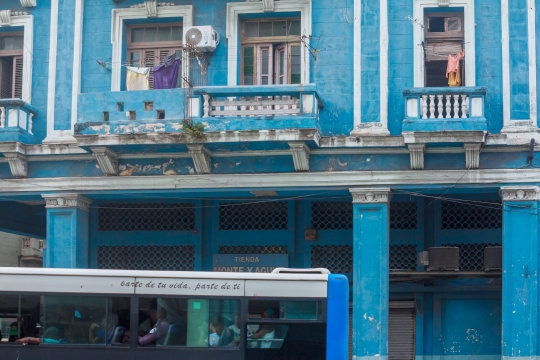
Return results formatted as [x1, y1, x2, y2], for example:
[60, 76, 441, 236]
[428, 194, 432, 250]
[75, 85, 321, 139]
[402, 87, 487, 133]
[0, 99, 37, 143]
[190, 84, 321, 132]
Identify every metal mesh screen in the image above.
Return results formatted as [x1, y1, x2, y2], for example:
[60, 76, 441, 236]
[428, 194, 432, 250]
[441, 201, 502, 229]
[98, 203, 196, 231]
[218, 202, 288, 230]
[218, 246, 287, 254]
[389, 244, 417, 270]
[97, 245, 195, 271]
[311, 245, 353, 273]
[311, 202, 353, 230]
[441, 243, 501, 271]
[390, 202, 418, 230]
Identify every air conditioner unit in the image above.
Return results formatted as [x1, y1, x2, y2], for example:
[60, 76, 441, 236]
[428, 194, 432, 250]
[484, 246, 502, 271]
[183, 26, 220, 52]
[427, 247, 459, 271]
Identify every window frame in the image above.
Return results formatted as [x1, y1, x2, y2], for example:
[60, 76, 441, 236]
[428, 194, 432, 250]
[127, 23, 183, 51]
[240, 18, 302, 86]
[413, 0, 475, 88]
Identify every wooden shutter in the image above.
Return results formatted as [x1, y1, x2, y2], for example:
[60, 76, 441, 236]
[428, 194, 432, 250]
[12, 56, 23, 98]
[388, 301, 415, 360]
[0, 58, 13, 99]
[143, 49, 157, 89]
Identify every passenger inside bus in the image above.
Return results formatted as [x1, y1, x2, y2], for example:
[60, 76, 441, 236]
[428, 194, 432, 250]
[225, 313, 241, 346]
[247, 307, 279, 348]
[208, 316, 223, 346]
[138, 308, 170, 345]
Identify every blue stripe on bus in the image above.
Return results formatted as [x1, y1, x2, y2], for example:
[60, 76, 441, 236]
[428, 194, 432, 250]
[327, 274, 349, 360]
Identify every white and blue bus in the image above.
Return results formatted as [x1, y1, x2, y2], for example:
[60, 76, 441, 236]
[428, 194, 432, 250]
[0, 267, 348, 360]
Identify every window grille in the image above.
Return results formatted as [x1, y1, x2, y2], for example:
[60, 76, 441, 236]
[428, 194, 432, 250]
[311, 245, 353, 274]
[218, 246, 287, 254]
[441, 243, 501, 271]
[311, 202, 353, 230]
[390, 202, 418, 230]
[98, 245, 195, 271]
[389, 245, 417, 270]
[98, 203, 196, 231]
[218, 202, 288, 230]
[441, 201, 502, 229]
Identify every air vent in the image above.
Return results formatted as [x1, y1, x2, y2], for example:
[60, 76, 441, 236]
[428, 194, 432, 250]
[484, 246, 502, 271]
[427, 247, 459, 271]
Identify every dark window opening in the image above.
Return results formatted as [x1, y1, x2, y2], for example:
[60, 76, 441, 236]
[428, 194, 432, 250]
[428, 17, 445, 32]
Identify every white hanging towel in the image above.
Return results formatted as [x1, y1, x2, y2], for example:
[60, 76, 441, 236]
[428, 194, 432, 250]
[126, 66, 150, 91]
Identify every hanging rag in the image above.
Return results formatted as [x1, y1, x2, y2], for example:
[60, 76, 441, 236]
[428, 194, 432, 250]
[446, 50, 464, 87]
[162, 53, 176, 67]
[126, 66, 150, 91]
[152, 58, 181, 90]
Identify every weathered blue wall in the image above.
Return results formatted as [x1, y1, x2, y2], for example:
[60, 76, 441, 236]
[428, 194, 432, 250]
[360, 0, 381, 125]
[508, 0, 530, 120]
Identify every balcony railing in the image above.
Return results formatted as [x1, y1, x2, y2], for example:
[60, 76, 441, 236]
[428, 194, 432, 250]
[0, 99, 37, 142]
[402, 87, 487, 132]
[191, 85, 320, 119]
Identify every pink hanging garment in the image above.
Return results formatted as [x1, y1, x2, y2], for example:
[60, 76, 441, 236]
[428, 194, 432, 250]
[446, 51, 463, 78]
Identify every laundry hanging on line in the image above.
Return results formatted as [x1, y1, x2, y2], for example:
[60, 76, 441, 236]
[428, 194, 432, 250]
[126, 66, 150, 91]
[152, 54, 181, 90]
[446, 50, 464, 87]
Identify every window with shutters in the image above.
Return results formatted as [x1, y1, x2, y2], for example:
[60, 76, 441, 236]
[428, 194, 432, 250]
[0, 33, 24, 99]
[241, 19, 302, 85]
[423, 9, 465, 87]
[127, 24, 183, 89]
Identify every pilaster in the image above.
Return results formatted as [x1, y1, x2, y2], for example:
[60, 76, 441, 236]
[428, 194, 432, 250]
[408, 144, 425, 170]
[500, 186, 540, 359]
[41, 193, 92, 268]
[349, 188, 391, 360]
[464, 143, 481, 169]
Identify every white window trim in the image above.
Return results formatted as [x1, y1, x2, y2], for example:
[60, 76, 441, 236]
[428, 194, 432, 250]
[413, 0, 476, 88]
[226, 0, 312, 86]
[110, 5, 193, 91]
[0, 15, 33, 103]
[501, 0, 537, 128]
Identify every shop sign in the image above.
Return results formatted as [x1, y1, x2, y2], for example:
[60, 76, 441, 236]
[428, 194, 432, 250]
[213, 254, 288, 273]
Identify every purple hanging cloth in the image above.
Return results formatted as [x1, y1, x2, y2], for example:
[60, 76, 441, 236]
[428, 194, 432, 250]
[153, 57, 181, 89]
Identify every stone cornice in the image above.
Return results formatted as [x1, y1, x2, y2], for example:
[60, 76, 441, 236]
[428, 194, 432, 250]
[42, 194, 93, 211]
[349, 188, 392, 204]
[499, 186, 540, 202]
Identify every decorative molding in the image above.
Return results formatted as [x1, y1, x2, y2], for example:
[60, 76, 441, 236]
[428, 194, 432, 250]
[226, 0, 312, 86]
[349, 188, 392, 204]
[4, 152, 27, 178]
[187, 144, 212, 174]
[111, 5, 193, 91]
[289, 142, 310, 172]
[403, 131, 487, 144]
[350, 122, 390, 137]
[500, 186, 540, 202]
[91, 147, 118, 176]
[130, 1, 175, 17]
[42, 193, 93, 211]
[408, 144, 425, 170]
[246, 0, 275, 12]
[437, 0, 449, 5]
[0, 10, 11, 26]
[20, 0, 36, 7]
[464, 143, 481, 169]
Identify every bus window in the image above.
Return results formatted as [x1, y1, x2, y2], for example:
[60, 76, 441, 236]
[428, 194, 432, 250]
[209, 299, 241, 347]
[88, 297, 131, 346]
[248, 300, 280, 319]
[282, 301, 321, 320]
[0, 295, 41, 343]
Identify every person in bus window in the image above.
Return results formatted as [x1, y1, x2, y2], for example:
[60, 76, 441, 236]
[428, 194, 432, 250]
[208, 316, 224, 346]
[138, 308, 170, 346]
[16, 326, 83, 345]
[226, 313, 241, 346]
[248, 308, 278, 348]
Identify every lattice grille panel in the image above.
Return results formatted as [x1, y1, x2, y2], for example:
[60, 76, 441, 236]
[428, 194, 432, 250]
[218, 246, 287, 254]
[218, 202, 288, 230]
[441, 243, 501, 271]
[390, 244, 417, 270]
[311, 245, 352, 273]
[390, 202, 418, 230]
[98, 203, 196, 231]
[98, 245, 195, 270]
[311, 202, 352, 230]
[441, 201, 502, 229]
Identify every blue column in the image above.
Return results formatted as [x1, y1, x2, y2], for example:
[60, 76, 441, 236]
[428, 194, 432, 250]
[500, 186, 539, 359]
[41, 193, 92, 268]
[349, 188, 391, 360]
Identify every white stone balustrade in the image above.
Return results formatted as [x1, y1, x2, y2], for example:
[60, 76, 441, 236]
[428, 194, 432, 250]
[405, 87, 485, 120]
[0, 100, 36, 134]
[205, 96, 300, 117]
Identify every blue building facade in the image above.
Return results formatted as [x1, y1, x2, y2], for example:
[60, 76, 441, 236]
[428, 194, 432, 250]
[1, 0, 540, 359]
